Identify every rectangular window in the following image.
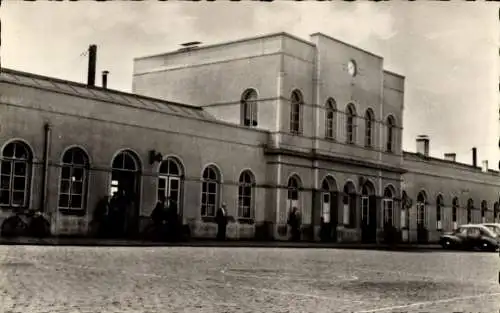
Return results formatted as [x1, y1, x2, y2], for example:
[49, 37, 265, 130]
[383, 199, 394, 226]
[322, 192, 330, 223]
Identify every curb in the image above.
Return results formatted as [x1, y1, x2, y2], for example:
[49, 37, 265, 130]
[0, 237, 443, 251]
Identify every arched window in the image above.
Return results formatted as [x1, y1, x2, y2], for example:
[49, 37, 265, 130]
[452, 197, 459, 229]
[241, 89, 258, 127]
[342, 181, 356, 228]
[110, 150, 141, 197]
[494, 202, 499, 222]
[238, 170, 255, 219]
[58, 147, 89, 212]
[290, 90, 302, 134]
[401, 191, 409, 229]
[436, 195, 443, 230]
[325, 98, 336, 139]
[0, 141, 33, 207]
[201, 165, 221, 217]
[346, 104, 357, 144]
[320, 176, 337, 224]
[383, 186, 395, 227]
[364, 109, 374, 147]
[386, 115, 395, 152]
[416, 191, 426, 228]
[467, 199, 473, 224]
[481, 200, 487, 223]
[158, 157, 183, 212]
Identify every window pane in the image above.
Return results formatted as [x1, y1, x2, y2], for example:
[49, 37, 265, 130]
[1, 161, 11, 175]
[14, 145, 28, 159]
[73, 168, 84, 181]
[71, 195, 82, 209]
[13, 177, 25, 191]
[72, 182, 83, 195]
[123, 155, 136, 170]
[14, 162, 26, 176]
[1, 175, 10, 189]
[60, 180, 70, 194]
[59, 194, 69, 208]
[61, 167, 71, 179]
[201, 193, 207, 205]
[170, 179, 179, 190]
[2, 143, 15, 158]
[12, 191, 24, 206]
[208, 182, 217, 194]
[73, 150, 86, 165]
[208, 193, 216, 206]
[243, 195, 251, 207]
[0, 190, 10, 205]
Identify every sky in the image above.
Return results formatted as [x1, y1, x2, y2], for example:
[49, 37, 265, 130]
[1, 2, 499, 167]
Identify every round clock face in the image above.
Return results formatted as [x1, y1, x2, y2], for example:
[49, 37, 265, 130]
[347, 60, 357, 76]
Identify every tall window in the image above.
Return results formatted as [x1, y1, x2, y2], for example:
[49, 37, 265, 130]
[58, 147, 89, 212]
[436, 195, 443, 230]
[481, 200, 487, 223]
[346, 104, 357, 144]
[238, 170, 255, 219]
[325, 98, 336, 139]
[0, 141, 32, 208]
[452, 197, 459, 229]
[382, 187, 394, 227]
[343, 182, 356, 228]
[467, 199, 473, 223]
[320, 177, 336, 224]
[201, 165, 221, 217]
[241, 89, 258, 127]
[364, 109, 374, 147]
[416, 191, 426, 228]
[158, 157, 183, 212]
[386, 115, 395, 152]
[290, 90, 302, 134]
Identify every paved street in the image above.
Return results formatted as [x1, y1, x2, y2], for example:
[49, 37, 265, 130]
[0, 246, 498, 313]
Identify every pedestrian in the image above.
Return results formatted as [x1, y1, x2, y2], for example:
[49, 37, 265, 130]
[151, 194, 168, 240]
[92, 195, 111, 238]
[287, 207, 301, 241]
[216, 203, 228, 241]
[166, 200, 179, 241]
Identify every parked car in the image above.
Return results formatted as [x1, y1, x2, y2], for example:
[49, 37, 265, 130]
[481, 223, 500, 236]
[439, 224, 499, 251]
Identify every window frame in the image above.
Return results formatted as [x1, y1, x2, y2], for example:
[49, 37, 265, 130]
[201, 166, 220, 218]
[58, 147, 89, 214]
[0, 141, 33, 209]
[237, 170, 255, 219]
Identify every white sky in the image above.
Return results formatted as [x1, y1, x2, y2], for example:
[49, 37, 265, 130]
[1, 2, 499, 167]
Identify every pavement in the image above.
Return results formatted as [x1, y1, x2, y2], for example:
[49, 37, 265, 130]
[0, 236, 443, 251]
[0, 245, 498, 313]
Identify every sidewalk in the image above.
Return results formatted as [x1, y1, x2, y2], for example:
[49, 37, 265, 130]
[0, 236, 443, 251]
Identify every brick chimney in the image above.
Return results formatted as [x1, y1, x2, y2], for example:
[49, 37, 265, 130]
[444, 153, 456, 162]
[87, 44, 97, 87]
[416, 135, 429, 156]
[472, 147, 477, 167]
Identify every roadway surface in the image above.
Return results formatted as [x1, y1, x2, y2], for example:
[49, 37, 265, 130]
[0, 245, 498, 313]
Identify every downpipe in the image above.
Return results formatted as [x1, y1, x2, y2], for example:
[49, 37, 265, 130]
[41, 123, 52, 213]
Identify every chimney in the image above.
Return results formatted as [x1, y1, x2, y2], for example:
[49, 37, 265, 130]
[481, 160, 489, 172]
[444, 153, 456, 162]
[472, 147, 477, 167]
[102, 70, 109, 89]
[87, 44, 97, 87]
[416, 135, 430, 156]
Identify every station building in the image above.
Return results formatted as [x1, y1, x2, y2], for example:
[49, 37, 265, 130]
[0, 32, 499, 243]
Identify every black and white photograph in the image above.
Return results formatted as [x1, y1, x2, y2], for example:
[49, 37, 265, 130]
[0, 1, 499, 312]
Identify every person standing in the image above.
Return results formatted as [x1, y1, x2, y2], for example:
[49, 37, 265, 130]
[216, 203, 228, 241]
[151, 194, 168, 240]
[287, 207, 301, 241]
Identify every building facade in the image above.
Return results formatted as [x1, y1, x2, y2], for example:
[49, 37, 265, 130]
[0, 32, 498, 243]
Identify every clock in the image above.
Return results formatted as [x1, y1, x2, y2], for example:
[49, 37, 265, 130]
[347, 60, 357, 77]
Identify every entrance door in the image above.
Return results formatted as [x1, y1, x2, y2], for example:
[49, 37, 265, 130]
[110, 169, 140, 238]
[361, 196, 377, 243]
